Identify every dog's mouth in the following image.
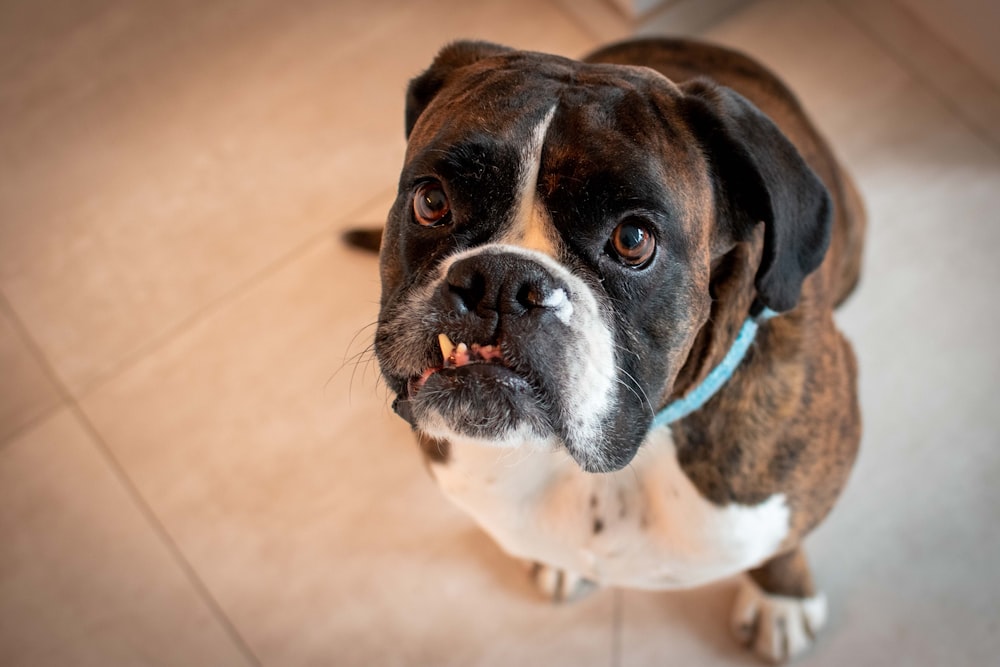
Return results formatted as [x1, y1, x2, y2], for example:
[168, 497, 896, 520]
[391, 331, 551, 441]
[408, 333, 512, 398]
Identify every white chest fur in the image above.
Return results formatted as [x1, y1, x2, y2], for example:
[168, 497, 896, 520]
[430, 427, 790, 590]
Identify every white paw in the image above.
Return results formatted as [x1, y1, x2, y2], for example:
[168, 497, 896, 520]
[528, 562, 595, 603]
[731, 577, 828, 663]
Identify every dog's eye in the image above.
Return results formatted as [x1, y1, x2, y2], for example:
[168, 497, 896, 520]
[609, 219, 656, 267]
[413, 182, 451, 227]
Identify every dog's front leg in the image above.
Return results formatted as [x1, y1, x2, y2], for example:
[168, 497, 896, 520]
[731, 547, 828, 663]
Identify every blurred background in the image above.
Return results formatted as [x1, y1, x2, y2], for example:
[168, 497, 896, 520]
[1, 0, 998, 665]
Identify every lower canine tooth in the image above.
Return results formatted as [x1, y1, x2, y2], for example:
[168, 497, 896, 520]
[438, 333, 455, 360]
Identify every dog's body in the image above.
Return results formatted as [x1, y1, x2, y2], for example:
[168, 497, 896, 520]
[368, 38, 864, 662]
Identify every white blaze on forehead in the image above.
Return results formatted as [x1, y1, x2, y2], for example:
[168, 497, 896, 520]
[503, 105, 559, 256]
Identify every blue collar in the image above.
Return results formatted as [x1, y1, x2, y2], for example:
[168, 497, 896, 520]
[651, 307, 778, 428]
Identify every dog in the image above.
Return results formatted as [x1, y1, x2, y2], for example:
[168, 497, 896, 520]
[354, 37, 865, 663]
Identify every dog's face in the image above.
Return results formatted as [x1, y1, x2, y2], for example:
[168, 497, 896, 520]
[374, 42, 831, 472]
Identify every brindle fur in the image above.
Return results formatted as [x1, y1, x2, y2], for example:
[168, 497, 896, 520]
[359, 38, 866, 606]
[749, 547, 817, 599]
[589, 39, 865, 589]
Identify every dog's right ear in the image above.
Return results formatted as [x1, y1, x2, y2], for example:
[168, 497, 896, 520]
[405, 41, 512, 137]
[679, 79, 832, 313]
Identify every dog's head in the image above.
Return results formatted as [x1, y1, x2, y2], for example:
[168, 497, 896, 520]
[374, 41, 831, 472]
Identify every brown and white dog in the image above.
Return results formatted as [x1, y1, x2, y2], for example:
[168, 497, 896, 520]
[357, 37, 865, 663]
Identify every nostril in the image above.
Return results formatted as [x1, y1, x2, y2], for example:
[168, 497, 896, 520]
[517, 284, 547, 309]
[449, 282, 481, 315]
[443, 253, 569, 319]
[445, 268, 486, 315]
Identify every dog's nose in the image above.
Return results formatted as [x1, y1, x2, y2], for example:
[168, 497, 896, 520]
[443, 253, 568, 319]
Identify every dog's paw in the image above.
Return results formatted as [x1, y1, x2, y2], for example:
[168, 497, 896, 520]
[730, 576, 828, 664]
[528, 562, 596, 603]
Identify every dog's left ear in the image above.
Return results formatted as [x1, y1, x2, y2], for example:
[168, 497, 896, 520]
[680, 79, 832, 313]
[405, 41, 513, 137]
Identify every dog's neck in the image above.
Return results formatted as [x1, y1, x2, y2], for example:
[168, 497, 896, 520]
[667, 239, 762, 408]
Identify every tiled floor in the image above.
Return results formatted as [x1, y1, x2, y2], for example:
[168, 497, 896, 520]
[1, 0, 998, 665]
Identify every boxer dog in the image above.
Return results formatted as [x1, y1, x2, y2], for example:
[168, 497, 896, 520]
[356, 37, 865, 663]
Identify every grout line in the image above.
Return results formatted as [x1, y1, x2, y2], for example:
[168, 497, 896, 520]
[611, 588, 624, 667]
[0, 291, 67, 453]
[0, 400, 63, 450]
[887, 0, 1000, 99]
[831, 0, 1000, 158]
[72, 187, 396, 400]
[0, 185, 394, 661]
[0, 186, 390, 448]
[599, 0, 632, 20]
[71, 403, 266, 667]
[0, 290, 263, 665]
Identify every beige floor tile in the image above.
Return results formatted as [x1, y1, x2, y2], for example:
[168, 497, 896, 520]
[893, 0, 1000, 88]
[558, 0, 756, 41]
[619, 581, 749, 665]
[637, 0, 757, 36]
[0, 408, 252, 667]
[833, 0, 1000, 148]
[0, 0, 596, 395]
[80, 232, 616, 667]
[0, 300, 62, 442]
[552, 0, 633, 43]
[821, 55, 1000, 667]
[703, 0, 912, 139]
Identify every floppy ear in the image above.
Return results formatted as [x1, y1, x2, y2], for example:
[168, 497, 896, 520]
[405, 41, 513, 137]
[680, 79, 832, 313]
